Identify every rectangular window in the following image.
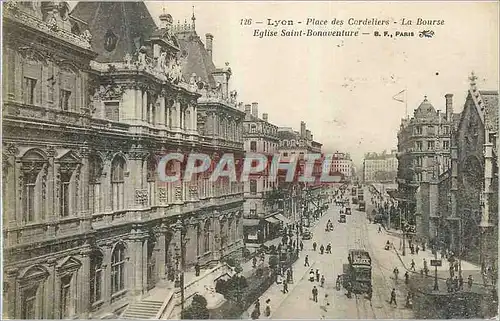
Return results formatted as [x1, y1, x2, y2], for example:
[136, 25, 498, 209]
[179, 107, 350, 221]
[415, 141, 422, 151]
[443, 126, 449, 135]
[59, 89, 71, 110]
[427, 141, 435, 150]
[415, 126, 422, 135]
[427, 126, 435, 135]
[21, 286, 39, 319]
[443, 140, 450, 150]
[23, 77, 37, 105]
[250, 209, 257, 217]
[104, 102, 120, 122]
[60, 173, 71, 217]
[23, 173, 37, 223]
[250, 180, 257, 194]
[250, 141, 257, 152]
[60, 275, 72, 319]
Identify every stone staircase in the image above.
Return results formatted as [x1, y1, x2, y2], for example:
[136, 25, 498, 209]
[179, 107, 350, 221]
[120, 300, 164, 319]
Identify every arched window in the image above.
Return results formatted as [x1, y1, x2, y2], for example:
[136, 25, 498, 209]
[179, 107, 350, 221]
[20, 150, 47, 223]
[203, 221, 210, 254]
[19, 266, 48, 319]
[111, 156, 126, 210]
[89, 154, 103, 214]
[111, 243, 126, 293]
[90, 251, 103, 305]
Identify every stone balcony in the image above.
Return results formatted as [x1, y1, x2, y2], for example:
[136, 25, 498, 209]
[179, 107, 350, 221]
[4, 3, 92, 50]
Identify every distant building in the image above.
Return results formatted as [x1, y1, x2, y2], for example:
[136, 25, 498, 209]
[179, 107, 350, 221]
[363, 150, 398, 183]
[330, 151, 354, 180]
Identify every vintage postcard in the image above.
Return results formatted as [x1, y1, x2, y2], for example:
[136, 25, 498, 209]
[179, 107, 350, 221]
[2, 0, 498, 319]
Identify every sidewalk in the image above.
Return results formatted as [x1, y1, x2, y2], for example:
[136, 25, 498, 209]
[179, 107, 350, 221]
[367, 223, 489, 290]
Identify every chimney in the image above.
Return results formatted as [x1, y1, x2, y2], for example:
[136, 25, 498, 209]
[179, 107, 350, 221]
[244, 104, 251, 115]
[445, 94, 453, 121]
[206, 33, 213, 60]
[262, 113, 268, 122]
[310, 134, 314, 141]
[306, 129, 311, 140]
[251, 102, 258, 117]
[300, 121, 306, 138]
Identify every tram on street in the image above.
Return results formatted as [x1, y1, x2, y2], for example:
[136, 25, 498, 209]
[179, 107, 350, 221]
[341, 249, 372, 294]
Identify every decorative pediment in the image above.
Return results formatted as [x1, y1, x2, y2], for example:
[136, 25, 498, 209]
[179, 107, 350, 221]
[56, 256, 82, 272]
[57, 150, 81, 164]
[20, 148, 47, 162]
[18, 265, 49, 280]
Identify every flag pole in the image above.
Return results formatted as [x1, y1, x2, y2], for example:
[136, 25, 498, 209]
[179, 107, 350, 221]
[405, 87, 408, 119]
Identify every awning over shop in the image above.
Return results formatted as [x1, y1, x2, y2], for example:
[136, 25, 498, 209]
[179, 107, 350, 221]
[274, 213, 291, 224]
[243, 219, 260, 227]
[265, 217, 280, 224]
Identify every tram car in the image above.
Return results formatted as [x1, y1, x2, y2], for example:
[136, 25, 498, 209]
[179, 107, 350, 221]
[341, 249, 372, 294]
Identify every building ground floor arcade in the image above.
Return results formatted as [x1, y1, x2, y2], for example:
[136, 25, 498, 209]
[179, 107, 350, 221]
[2, 205, 244, 319]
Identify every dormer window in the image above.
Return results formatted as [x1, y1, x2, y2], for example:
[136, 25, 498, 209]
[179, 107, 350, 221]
[104, 30, 118, 52]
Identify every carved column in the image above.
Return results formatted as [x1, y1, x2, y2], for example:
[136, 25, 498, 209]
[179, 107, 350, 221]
[46, 258, 58, 319]
[134, 87, 142, 123]
[130, 231, 145, 297]
[79, 247, 92, 318]
[3, 146, 17, 229]
[79, 147, 91, 231]
[142, 238, 149, 293]
[156, 226, 167, 286]
[159, 95, 166, 128]
[4, 268, 18, 319]
[191, 104, 197, 132]
[102, 154, 112, 213]
[142, 90, 148, 123]
[102, 244, 112, 306]
[175, 101, 182, 130]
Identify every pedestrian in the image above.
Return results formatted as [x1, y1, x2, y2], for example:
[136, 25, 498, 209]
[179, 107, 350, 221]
[320, 244, 325, 254]
[312, 286, 319, 302]
[416, 245, 419, 255]
[467, 275, 473, 289]
[423, 259, 428, 275]
[459, 275, 464, 290]
[389, 288, 397, 306]
[283, 279, 289, 293]
[449, 265, 455, 278]
[446, 277, 452, 293]
[378, 225, 382, 234]
[393, 267, 399, 282]
[313, 242, 317, 251]
[304, 255, 310, 267]
[404, 271, 409, 285]
[453, 276, 459, 292]
[321, 293, 330, 312]
[320, 275, 325, 287]
[254, 299, 261, 318]
[316, 269, 320, 282]
[252, 256, 257, 268]
[455, 261, 459, 272]
[410, 259, 416, 271]
[300, 241, 304, 251]
[264, 299, 271, 317]
[326, 243, 332, 254]
[195, 261, 201, 276]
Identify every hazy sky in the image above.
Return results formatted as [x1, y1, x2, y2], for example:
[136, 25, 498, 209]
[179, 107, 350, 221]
[71, 1, 499, 167]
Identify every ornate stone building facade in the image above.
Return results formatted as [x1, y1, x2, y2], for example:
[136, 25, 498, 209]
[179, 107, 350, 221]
[2, 2, 244, 319]
[396, 94, 458, 236]
[241, 103, 282, 243]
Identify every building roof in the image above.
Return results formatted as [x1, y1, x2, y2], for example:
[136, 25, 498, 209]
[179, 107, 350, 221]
[277, 130, 299, 140]
[71, 2, 157, 63]
[176, 31, 217, 88]
[414, 96, 437, 119]
[480, 90, 499, 133]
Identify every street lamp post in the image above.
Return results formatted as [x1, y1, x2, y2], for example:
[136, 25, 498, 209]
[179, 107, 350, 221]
[433, 229, 439, 291]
